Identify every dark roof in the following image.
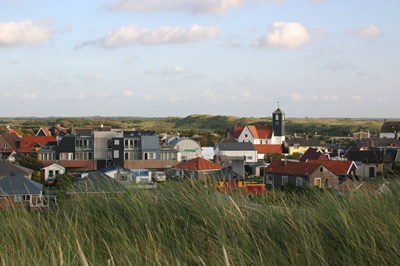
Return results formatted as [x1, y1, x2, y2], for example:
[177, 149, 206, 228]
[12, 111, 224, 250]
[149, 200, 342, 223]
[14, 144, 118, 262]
[56, 135, 75, 153]
[286, 138, 321, 147]
[273, 108, 284, 115]
[71, 172, 125, 193]
[0, 174, 43, 195]
[0, 161, 34, 177]
[380, 121, 400, 133]
[220, 167, 244, 181]
[123, 130, 155, 137]
[344, 150, 384, 163]
[215, 141, 255, 151]
[354, 138, 400, 148]
[299, 148, 329, 162]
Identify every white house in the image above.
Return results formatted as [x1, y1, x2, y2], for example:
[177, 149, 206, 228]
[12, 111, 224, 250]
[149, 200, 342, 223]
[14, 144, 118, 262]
[40, 163, 65, 181]
[167, 135, 202, 162]
[214, 142, 257, 163]
[238, 125, 273, 144]
[231, 107, 286, 145]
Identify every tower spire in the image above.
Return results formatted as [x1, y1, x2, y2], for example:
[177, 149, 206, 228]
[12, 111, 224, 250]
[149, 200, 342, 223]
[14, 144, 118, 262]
[277, 101, 280, 109]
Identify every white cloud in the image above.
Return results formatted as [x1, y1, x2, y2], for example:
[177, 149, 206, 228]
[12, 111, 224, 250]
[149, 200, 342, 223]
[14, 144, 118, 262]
[321, 95, 338, 101]
[352, 95, 363, 102]
[102, 24, 219, 48]
[162, 65, 190, 75]
[204, 90, 223, 103]
[0, 20, 51, 47]
[290, 93, 318, 101]
[81, 73, 102, 83]
[107, 0, 246, 15]
[124, 89, 134, 97]
[351, 24, 382, 38]
[169, 96, 188, 104]
[3, 92, 37, 99]
[231, 91, 265, 102]
[124, 56, 139, 64]
[254, 22, 310, 49]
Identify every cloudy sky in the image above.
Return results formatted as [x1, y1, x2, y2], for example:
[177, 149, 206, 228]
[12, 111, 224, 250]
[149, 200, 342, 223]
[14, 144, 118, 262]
[1, 0, 399, 118]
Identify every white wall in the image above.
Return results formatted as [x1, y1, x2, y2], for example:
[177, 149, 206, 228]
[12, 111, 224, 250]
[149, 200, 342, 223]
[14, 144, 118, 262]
[238, 127, 254, 143]
[215, 150, 258, 163]
[379, 132, 395, 139]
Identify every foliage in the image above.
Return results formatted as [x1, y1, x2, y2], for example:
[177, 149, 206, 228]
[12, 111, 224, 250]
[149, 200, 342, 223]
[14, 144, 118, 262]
[15, 153, 44, 171]
[0, 180, 399, 265]
[0, 116, 384, 137]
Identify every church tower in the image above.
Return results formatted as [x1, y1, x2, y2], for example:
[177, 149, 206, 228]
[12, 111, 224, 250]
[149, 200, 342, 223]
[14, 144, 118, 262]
[272, 103, 285, 144]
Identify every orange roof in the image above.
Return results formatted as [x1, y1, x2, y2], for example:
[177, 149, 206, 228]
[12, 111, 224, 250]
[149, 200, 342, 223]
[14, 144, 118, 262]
[18, 136, 56, 152]
[253, 144, 282, 154]
[174, 157, 223, 171]
[36, 127, 52, 136]
[8, 129, 22, 138]
[248, 125, 273, 139]
[307, 159, 357, 175]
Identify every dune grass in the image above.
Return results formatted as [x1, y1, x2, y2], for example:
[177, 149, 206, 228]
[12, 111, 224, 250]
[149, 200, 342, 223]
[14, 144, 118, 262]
[0, 180, 399, 265]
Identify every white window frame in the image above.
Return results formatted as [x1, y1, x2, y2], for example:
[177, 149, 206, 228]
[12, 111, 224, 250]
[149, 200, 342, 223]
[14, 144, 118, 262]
[113, 150, 119, 158]
[282, 176, 288, 185]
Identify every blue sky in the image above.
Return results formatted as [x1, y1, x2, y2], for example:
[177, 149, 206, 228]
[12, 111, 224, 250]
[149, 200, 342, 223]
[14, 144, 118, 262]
[1, 0, 399, 118]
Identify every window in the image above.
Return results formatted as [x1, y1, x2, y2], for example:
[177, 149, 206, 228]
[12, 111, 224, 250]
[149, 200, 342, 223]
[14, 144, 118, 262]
[114, 139, 120, 145]
[282, 176, 288, 185]
[296, 177, 304, 187]
[325, 179, 329, 188]
[14, 195, 23, 202]
[125, 152, 129, 160]
[14, 195, 30, 202]
[245, 134, 248, 138]
[320, 167, 324, 173]
[314, 178, 321, 188]
[134, 139, 140, 148]
[113, 150, 119, 158]
[124, 139, 129, 147]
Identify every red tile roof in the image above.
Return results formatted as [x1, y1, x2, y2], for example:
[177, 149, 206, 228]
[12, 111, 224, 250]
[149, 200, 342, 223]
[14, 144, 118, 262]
[253, 144, 282, 154]
[229, 125, 245, 139]
[42, 160, 96, 171]
[18, 136, 56, 153]
[306, 159, 357, 175]
[248, 125, 273, 139]
[265, 160, 321, 176]
[36, 127, 52, 136]
[174, 157, 223, 171]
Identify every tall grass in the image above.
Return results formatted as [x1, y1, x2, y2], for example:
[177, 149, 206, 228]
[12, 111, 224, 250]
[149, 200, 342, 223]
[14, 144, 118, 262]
[1, 180, 399, 265]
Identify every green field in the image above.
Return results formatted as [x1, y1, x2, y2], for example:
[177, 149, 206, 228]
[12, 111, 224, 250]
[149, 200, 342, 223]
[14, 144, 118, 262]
[1, 180, 399, 265]
[0, 115, 386, 137]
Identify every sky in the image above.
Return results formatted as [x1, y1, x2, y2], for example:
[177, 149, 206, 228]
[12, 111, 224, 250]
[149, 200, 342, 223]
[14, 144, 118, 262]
[0, 0, 399, 118]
